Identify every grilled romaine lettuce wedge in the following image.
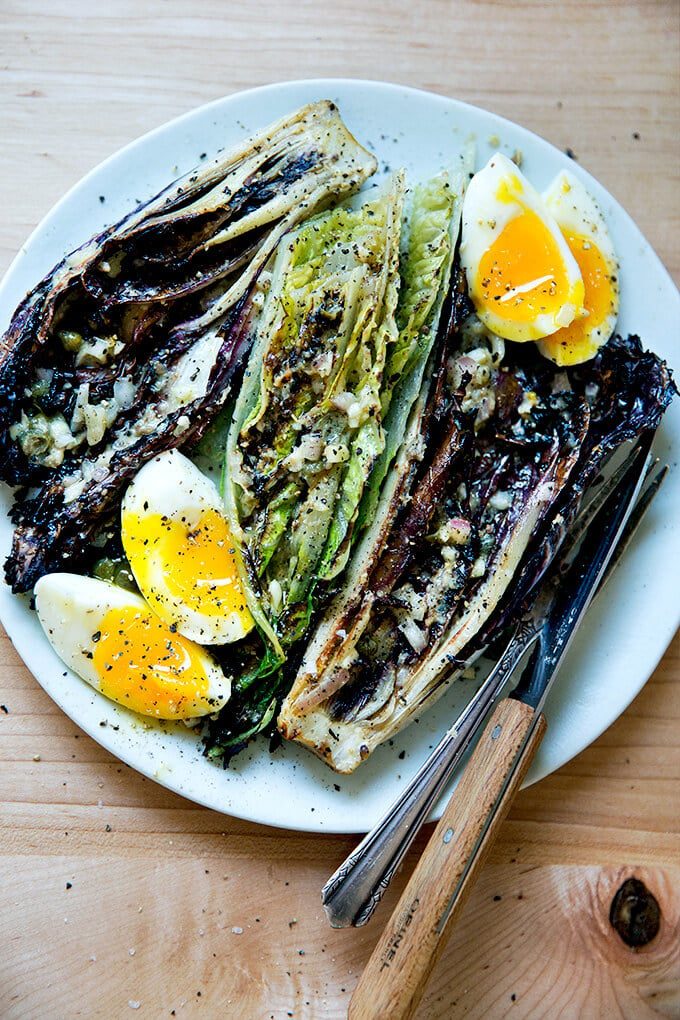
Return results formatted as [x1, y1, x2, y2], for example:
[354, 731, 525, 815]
[275, 164, 472, 715]
[223, 175, 405, 656]
[1, 101, 377, 592]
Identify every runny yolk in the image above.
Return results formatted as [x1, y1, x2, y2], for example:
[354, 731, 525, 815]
[93, 605, 215, 719]
[538, 231, 617, 365]
[474, 207, 582, 329]
[123, 507, 253, 629]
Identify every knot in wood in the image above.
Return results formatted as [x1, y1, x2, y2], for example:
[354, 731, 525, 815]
[609, 877, 661, 948]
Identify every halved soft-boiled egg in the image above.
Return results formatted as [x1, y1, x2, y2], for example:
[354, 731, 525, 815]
[537, 170, 619, 365]
[121, 450, 253, 645]
[460, 153, 585, 342]
[34, 573, 231, 720]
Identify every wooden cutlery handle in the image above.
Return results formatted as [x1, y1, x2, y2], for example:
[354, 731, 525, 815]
[348, 698, 547, 1020]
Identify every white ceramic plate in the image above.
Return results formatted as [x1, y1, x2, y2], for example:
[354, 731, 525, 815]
[1, 80, 678, 834]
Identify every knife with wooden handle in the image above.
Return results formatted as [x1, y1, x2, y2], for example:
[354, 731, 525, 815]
[348, 696, 545, 1020]
[348, 431, 655, 1020]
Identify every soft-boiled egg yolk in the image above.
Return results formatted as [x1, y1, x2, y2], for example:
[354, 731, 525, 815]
[123, 507, 250, 626]
[537, 171, 619, 366]
[34, 573, 231, 720]
[461, 154, 585, 343]
[94, 606, 213, 718]
[121, 450, 253, 645]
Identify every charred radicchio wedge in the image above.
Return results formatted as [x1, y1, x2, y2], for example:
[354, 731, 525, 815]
[278, 319, 675, 773]
[469, 332, 678, 654]
[1, 101, 378, 592]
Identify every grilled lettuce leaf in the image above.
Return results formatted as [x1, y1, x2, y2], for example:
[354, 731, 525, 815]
[205, 165, 472, 762]
[1, 101, 377, 592]
[204, 178, 406, 759]
[223, 175, 405, 654]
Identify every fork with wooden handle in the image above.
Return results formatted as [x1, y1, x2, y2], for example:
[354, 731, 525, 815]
[348, 432, 656, 1020]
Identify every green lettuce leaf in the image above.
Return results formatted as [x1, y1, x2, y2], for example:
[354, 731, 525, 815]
[224, 175, 404, 647]
[359, 163, 470, 528]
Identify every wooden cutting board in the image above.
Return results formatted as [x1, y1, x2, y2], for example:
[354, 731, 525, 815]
[1, 3, 678, 1017]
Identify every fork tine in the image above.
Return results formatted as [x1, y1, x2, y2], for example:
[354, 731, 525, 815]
[563, 431, 655, 553]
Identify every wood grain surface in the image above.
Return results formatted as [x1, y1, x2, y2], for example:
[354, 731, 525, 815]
[1, 3, 679, 1018]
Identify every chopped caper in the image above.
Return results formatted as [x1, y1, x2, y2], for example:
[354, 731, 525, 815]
[19, 416, 52, 457]
[30, 377, 50, 400]
[59, 330, 83, 353]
